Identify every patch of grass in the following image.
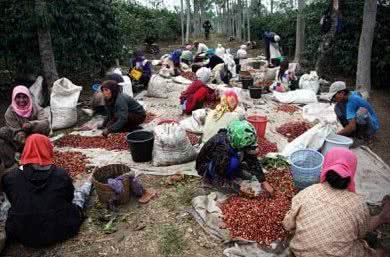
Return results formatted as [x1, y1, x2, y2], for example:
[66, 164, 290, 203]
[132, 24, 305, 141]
[175, 183, 195, 206]
[159, 179, 199, 211]
[159, 224, 187, 256]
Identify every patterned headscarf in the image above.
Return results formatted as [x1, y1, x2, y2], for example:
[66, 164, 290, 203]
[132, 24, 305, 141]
[227, 120, 257, 150]
[213, 90, 238, 121]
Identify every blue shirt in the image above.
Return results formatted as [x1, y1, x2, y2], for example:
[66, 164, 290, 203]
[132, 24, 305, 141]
[346, 92, 379, 131]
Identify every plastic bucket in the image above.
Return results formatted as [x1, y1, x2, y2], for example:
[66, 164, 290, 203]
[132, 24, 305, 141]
[126, 130, 154, 162]
[247, 115, 267, 139]
[157, 119, 178, 125]
[241, 78, 254, 89]
[249, 87, 262, 99]
[290, 149, 324, 189]
[321, 133, 353, 156]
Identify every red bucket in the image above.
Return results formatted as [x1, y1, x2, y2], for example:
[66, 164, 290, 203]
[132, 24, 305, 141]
[247, 115, 268, 139]
[157, 119, 178, 125]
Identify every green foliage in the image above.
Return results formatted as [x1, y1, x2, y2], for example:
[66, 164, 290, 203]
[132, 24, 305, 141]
[0, 0, 121, 77]
[250, 0, 390, 86]
[114, 1, 180, 50]
[251, 10, 297, 57]
[0, 0, 181, 80]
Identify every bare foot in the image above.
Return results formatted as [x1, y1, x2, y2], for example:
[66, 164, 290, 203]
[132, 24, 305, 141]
[138, 188, 157, 204]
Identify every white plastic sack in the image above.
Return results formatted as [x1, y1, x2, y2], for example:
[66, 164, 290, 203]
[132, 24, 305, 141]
[281, 122, 336, 158]
[215, 45, 226, 58]
[147, 75, 169, 98]
[299, 71, 320, 94]
[50, 78, 82, 130]
[29, 76, 44, 106]
[179, 109, 207, 134]
[223, 50, 237, 78]
[273, 89, 318, 104]
[120, 75, 133, 97]
[302, 103, 337, 123]
[264, 67, 279, 81]
[152, 123, 197, 166]
[112, 68, 133, 97]
[172, 76, 192, 85]
[159, 67, 172, 78]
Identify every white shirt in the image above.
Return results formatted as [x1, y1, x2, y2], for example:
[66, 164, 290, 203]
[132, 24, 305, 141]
[197, 43, 209, 54]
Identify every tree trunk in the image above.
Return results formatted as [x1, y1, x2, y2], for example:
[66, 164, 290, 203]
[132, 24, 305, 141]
[247, 0, 251, 41]
[294, 0, 305, 63]
[193, 0, 199, 35]
[35, 0, 58, 89]
[181, 0, 185, 45]
[356, 0, 377, 98]
[270, 0, 274, 14]
[186, 0, 191, 43]
[315, 0, 339, 77]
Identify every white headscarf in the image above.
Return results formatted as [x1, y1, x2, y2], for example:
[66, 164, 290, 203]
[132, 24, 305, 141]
[196, 67, 212, 84]
[216, 44, 226, 58]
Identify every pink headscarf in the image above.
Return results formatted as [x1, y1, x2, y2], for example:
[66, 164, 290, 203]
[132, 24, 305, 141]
[320, 147, 357, 192]
[11, 85, 33, 118]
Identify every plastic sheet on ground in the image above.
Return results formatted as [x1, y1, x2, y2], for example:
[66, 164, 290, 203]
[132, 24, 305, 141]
[189, 192, 230, 241]
[54, 147, 198, 177]
[354, 146, 390, 204]
[189, 192, 290, 257]
[281, 122, 336, 158]
[223, 242, 290, 257]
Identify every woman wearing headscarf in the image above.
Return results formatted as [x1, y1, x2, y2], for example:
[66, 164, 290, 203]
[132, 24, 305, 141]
[181, 45, 194, 65]
[206, 55, 230, 84]
[2, 134, 92, 248]
[236, 45, 248, 65]
[283, 148, 390, 257]
[180, 67, 216, 114]
[270, 59, 295, 92]
[4, 85, 49, 145]
[196, 120, 273, 194]
[101, 80, 146, 137]
[202, 91, 242, 143]
[130, 50, 152, 88]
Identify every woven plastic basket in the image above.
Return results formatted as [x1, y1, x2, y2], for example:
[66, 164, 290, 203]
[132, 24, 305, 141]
[290, 149, 324, 189]
[92, 164, 131, 205]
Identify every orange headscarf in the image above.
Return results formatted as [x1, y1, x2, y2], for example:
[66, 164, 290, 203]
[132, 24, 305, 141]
[21, 134, 54, 166]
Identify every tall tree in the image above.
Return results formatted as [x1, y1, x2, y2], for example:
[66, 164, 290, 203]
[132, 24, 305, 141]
[315, 0, 339, 76]
[35, 0, 58, 88]
[247, 0, 251, 41]
[356, 0, 378, 98]
[181, 0, 185, 45]
[294, 0, 305, 63]
[185, 0, 191, 43]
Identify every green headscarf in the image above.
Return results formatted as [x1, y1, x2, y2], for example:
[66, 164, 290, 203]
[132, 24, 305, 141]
[227, 120, 257, 150]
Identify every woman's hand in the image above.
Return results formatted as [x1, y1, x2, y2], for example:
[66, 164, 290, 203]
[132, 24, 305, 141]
[262, 181, 274, 197]
[15, 131, 27, 144]
[102, 129, 110, 138]
[22, 122, 32, 131]
[380, 198, 390, 224]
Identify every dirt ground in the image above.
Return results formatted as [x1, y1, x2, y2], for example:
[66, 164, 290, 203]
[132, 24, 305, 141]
[1, 175, 225, 257]
[0, 34, 389, 257]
